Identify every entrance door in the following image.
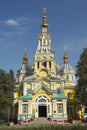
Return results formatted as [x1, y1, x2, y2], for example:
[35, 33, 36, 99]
[39, 106, 47, 117]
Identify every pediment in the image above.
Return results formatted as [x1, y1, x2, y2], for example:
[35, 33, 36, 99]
[24, 71, 64, 84]
[34, 83, 52, 94]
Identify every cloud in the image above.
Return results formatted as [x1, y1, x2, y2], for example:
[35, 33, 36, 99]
[0, 16, 33, 39]
[0, 15, 34, 29]
[5, 19, 19, 26]
[5, 17, 32, 26]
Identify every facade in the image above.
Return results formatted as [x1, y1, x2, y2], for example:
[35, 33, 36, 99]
[14, 9, 76, 123]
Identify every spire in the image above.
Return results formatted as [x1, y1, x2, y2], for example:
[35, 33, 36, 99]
[41, 7, 48, 28]
[36, 8, 52, 54]
[63, 47, 68, 64]
[23, 48, 28, 64]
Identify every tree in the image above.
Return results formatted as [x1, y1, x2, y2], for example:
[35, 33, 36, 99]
[76, 48, 87, 105]
[0, 69, 15, 121]
[8, 69, 15, 120]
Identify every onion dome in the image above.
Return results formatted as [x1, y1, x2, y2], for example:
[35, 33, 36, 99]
[23, 48, 28, 64]
[41, 7, 48, 28]
[60, 47, 74, 73]
[60, 63, 74, 72]
[63, 47, 68, 64]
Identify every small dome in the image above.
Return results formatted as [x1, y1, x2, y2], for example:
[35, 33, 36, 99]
[41, 22, 48, 28]
[60, 63, 74, 73]
[22, 64, 28, 70]
[23, 54, 28, 60]
[23, 49, 28, 64]
[41, 9, 48, 28]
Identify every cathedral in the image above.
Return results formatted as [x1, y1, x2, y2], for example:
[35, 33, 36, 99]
[14, 9, 76, 123]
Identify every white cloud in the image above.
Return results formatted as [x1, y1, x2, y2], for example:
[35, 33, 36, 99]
[5, 19, 19, 26]
[0, 16, 33, 27]
[0, 16, 34, 40]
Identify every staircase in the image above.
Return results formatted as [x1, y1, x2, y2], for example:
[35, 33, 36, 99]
[28, 117, 52, 127]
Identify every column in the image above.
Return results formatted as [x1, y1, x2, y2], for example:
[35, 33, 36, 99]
[63, 99, 67, 118]
[61, 82, 64, 95]
[28, 100, 32, 117]
[18, 100, 22, 115]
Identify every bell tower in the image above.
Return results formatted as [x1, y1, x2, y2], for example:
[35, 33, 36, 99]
[34, 8, 56, 75]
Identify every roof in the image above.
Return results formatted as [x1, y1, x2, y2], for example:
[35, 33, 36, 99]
[27, 83, 57, 94]
[18, 95, 32, 100]
[53, 94, 67, 99]
[60, 63, 74, 73]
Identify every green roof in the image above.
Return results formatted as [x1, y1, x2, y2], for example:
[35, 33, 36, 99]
[18, 95, 32, 100]
[53, 94, 67, 99]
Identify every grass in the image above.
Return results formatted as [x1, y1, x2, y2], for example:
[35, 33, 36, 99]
[0, 124, 87, 130]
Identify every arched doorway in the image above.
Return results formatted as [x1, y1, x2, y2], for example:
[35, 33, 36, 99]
[34, 95, 50, 118]
[39, 105, 47, 117]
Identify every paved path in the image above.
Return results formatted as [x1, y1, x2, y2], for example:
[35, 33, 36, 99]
[27, 117, 54, 127]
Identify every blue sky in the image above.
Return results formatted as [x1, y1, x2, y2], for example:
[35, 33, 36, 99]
[0, 0, 87, 76]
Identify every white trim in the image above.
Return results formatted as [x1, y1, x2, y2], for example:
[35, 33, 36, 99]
[34, 95, 50, 117]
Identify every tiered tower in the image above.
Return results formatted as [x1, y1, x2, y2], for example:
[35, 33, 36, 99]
[34, 8, 56, 75]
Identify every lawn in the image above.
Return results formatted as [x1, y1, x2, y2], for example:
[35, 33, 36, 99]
[0, 124, 87, 130]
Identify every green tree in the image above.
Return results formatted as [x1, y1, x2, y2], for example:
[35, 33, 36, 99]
[76, 48, 87, 105]
[8, 69, 15, 120]
[0, 69, 15, 122]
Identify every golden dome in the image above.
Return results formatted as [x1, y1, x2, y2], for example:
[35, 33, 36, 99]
[23, 54, 28, 60]
[63, 47, 68, 63]
[63, 54, 68, 58]
[23, 48, 28, 63]
[41, 8, 48, 28]
[41, 22, 48, 28]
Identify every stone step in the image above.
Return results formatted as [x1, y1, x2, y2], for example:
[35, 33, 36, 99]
[28, 117, 53, 127]
[34, 117, 50, 124]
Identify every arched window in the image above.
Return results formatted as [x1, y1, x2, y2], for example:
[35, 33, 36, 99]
[39, 98, 46, 102]
[42, 62, 46, 67]
[37, 62, 39, 68]
[49, 62, 51, 68]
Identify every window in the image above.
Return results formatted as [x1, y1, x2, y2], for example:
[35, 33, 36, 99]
[57, 88, 61, 94]
[57, 104, 63, 113]
[39, 98, 46, 102]
[66, 75, 69, 81]
[43, 39, 45, 45]
[37, 62, 39, 69]
[72, 75, 75, 81]
[42, 62, 46, 67]
[49, 62, 51, 68]
[44, 62, 46, 67]
[22, 104, 28, 113]
[67, 106, 73, 115]
[68, 92, 72, 98]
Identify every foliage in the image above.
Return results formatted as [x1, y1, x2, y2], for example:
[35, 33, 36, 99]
[76, 48, 87, 105]
[0, 69, 15, 121]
